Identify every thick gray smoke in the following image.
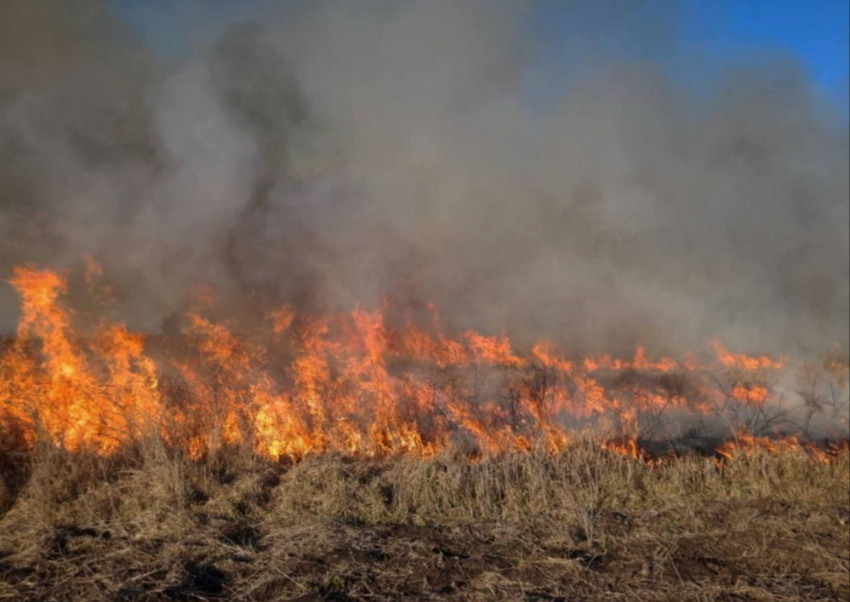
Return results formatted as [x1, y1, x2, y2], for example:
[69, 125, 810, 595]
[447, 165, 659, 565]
[1, 0, 848, 358]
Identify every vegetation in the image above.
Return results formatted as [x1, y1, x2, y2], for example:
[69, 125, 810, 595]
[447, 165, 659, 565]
[0, 437, 847, 601]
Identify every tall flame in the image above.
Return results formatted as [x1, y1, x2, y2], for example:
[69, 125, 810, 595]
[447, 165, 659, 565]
[1, 264, 847, 462]
[0, 266, 161, 452]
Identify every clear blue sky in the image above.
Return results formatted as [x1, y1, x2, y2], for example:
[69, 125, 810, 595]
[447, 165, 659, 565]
[116, 0, 850, 112]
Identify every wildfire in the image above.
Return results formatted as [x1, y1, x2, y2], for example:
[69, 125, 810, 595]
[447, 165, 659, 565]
[0, 266, 161, 453]
[0, 264, 848, 463]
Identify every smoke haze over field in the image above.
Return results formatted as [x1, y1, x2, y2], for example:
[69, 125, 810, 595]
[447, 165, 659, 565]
[0, 0, 847, 357]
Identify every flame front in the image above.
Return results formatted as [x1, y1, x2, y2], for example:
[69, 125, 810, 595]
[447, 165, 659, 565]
[1, 264, 848, 462]
[0, 266, 162, 453]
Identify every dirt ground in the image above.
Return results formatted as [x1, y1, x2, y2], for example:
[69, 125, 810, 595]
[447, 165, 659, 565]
[2, 499, 848, 601]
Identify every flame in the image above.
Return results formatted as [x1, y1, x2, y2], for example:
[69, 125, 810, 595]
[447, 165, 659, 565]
[0, 266, 162, 452]
[712, 340, 783, 371]
[715, 432, 804, 461]
[1, 264, 848, 465]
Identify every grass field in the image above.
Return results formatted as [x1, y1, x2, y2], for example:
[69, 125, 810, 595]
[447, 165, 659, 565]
[1, 438, 848, 601]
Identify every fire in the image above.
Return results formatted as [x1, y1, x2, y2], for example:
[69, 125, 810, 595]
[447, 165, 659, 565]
[600, 436, 641, 460]
[714, 432, 808, 461]
[1, 264, 848, 464]
[0, 265, 162, 453]
[712, 340, 783, 371]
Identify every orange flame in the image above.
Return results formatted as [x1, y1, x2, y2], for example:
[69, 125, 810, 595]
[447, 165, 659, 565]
[1, 264, 848, 465]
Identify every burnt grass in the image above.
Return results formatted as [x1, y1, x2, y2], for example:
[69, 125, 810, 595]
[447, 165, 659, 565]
[0, 439, 848, 601]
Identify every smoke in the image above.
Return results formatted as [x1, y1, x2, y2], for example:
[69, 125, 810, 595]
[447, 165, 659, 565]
[0, 0, 847, 358]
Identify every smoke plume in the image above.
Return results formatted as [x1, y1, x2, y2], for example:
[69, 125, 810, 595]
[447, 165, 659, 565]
[1, 0, 847, 359]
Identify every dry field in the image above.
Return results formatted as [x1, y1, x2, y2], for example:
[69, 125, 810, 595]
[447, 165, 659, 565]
[0, 439, 848, 602]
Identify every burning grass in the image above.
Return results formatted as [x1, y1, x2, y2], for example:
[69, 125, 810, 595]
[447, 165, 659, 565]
[0, 263, 848, 600]
[1, 264, 848, 463]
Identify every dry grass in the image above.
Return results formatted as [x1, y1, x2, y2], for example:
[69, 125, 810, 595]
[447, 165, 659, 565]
[0, 437, 848, 601]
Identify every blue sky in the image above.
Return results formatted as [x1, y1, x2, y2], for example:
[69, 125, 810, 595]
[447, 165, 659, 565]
[116, 0, 849, 112]
[684, 0, 848, 96]
[531, 0, 849, 111]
